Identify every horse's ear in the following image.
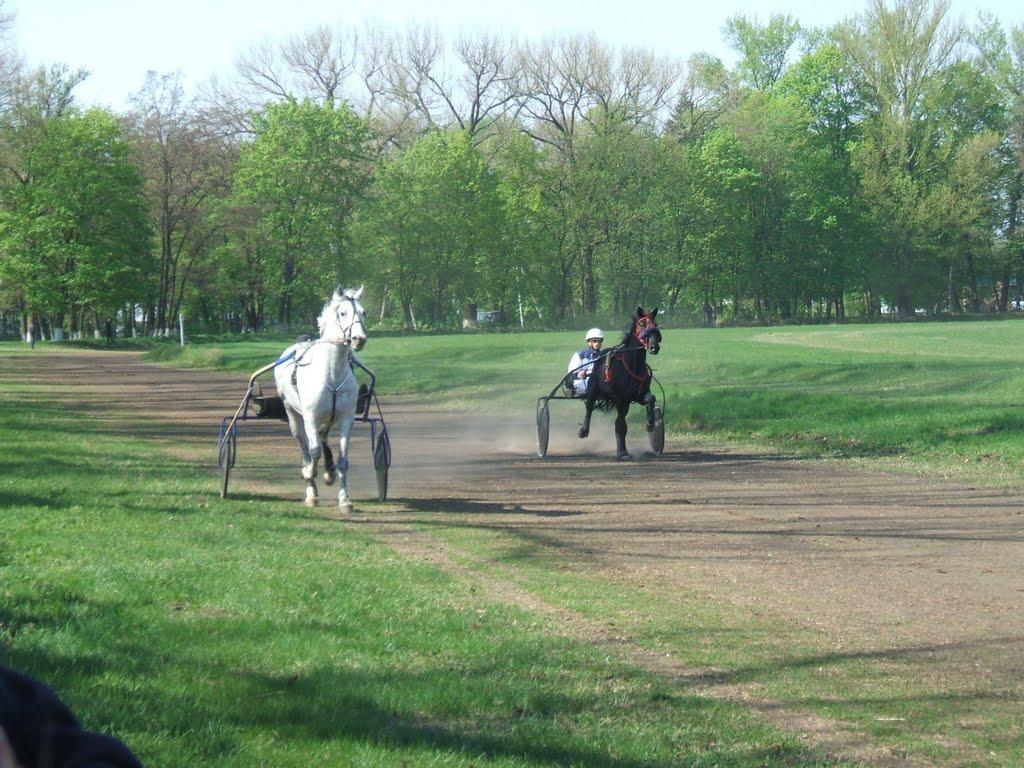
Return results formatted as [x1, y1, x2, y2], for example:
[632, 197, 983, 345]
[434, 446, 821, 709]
[352, 285, 365, 301]
[636, 306, 644, 317]
[333, 286, 344, 302]
[651, 307, 659, 320]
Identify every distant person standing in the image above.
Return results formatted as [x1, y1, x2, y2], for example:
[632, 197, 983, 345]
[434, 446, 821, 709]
[105, 319, 115, 344]
[26, 315, 36, 350]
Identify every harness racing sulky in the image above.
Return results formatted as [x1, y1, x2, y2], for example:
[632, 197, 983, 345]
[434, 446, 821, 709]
[536, 306, 665, 460]
[216, 287, 391, 510]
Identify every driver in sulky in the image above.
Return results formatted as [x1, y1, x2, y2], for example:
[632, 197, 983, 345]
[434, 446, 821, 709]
[565, 328, 604, 397]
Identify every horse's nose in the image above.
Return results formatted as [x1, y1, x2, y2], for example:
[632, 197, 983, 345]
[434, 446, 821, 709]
[353, 336, 366, 351]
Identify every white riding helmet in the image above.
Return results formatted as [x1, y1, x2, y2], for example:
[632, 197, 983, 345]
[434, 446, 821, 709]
[585, 327, 604, 342]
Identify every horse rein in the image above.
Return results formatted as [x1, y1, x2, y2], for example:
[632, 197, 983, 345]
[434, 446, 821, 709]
[603, 316, 659, 385]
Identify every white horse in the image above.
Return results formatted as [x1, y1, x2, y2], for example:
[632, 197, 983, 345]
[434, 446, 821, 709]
[275, 287, 368, 510]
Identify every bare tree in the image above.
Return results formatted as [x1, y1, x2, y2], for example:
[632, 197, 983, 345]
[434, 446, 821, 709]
[281, 25, 357, 105]
[128, 72, 231, 334]
[452, 32, 522, 135]
[517, 35, 599, 153]
[379, 26, 522, 141]
[195, 74, 257, 138]
[0, 0, 22, 113]
[357, 26, 418, 150]
[518, 34, 681, 152]
[201, 24, 361, 139]
[591, 45, 681, 128]
[383, 25, 445, 130]
[236, 39, 292, 102]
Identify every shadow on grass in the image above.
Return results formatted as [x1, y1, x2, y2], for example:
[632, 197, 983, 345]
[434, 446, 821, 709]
[0, 599, 843, 768]
[2, 590, 1018, 767]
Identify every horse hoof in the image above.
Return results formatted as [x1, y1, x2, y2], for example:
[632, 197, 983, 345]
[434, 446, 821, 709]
[339, 502, 354, 514]
[323, 471, 337, 486]
[304, 497, 319, 508]
[617, 453, 631, 461]
[577, 428, 589, 439]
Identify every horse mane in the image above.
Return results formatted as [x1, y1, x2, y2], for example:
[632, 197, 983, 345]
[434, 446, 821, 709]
[317, 295, 344, 339]
[619, 317, 642, 348]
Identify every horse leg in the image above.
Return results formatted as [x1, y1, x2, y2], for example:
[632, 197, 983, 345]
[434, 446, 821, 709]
[321, 432, 337, 486]
[300, 416, 324, 507]
[615, 402, 630, 460]
[286, 409, 318, 506]
[336, 416, 355, 513]
[644, 393, 656, 431]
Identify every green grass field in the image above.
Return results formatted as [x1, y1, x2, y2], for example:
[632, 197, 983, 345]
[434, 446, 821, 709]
[147, 319, 1024, 486]
[0, 347, 859, 767]
[5, 319, 1024, 766]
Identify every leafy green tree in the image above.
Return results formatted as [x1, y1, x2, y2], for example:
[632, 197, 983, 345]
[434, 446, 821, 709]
[723, 13, 802, 92]
[568, 116, 665, 317]
[231, 99, 372, 326]
[490, 131, 561, 324]
[923, 130, 1003, 312]
[0, 106, 152, 334]
[974, 16, 1024, 310]
[778, 40, 872, 319]
[690, 129, 760, 320]
[666, 53, 732, 145]
[838, 0, 964, 315]
[354, 130, 503, 328]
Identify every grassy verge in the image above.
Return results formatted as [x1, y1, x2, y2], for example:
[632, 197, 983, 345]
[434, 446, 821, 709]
[0, 377, 855, 766]
[139, 319, 1024, 486]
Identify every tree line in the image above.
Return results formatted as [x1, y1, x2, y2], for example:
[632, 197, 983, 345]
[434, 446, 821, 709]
[0, 0, 1022, 340]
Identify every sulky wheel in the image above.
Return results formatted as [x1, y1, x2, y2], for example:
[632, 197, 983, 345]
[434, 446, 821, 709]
[218, 431, 235, 499]
[647, 406, 665, 456]
[536, 400, 550, 458]
[373, 430, 391, 502]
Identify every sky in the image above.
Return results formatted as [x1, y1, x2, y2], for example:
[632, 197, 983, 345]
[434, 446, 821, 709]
[7, 0, 1024, 111]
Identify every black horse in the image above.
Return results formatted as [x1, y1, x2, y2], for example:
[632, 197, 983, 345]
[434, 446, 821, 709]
[578, 306, 662, 459]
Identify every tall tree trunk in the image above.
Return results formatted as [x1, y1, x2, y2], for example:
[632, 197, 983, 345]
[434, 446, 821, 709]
[896, 247, 913, 317]
[948, 264, 960, 313]
[1004, 177, 1021, 312]
[896, 284, 912, 318]
[581, 245, 597, 315]
[279, 252, 295, 325]
[965, 249, 980, 313]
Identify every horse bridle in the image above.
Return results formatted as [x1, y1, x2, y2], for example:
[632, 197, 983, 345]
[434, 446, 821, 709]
[333, 297, 366, 349]
[633, 314, 660, 350]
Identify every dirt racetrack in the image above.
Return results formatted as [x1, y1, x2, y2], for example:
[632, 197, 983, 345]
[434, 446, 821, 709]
[7, 349, 1024, 766]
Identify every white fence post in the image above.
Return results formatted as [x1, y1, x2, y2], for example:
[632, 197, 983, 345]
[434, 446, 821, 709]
[179, 313, 185, 346]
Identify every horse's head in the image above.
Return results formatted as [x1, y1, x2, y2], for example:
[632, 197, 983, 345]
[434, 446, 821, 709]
[318, 285, 367, 350]
[630, 306, 661, 355]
